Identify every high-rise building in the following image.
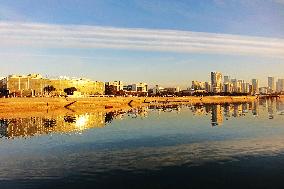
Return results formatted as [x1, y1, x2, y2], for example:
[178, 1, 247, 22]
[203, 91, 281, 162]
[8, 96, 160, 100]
[251, 79, 259, 95]
[224, 76, 230, 84]
[237, 80, 244, 93]
[268, 77, 275, 93]
[276, 79, 284, 92]
[243, 83, 250, 94]
[230, 79, 238, 92]
[211, 72, 222, 93]
[205, 82, 211, 92]
[223, 82, 233, 93]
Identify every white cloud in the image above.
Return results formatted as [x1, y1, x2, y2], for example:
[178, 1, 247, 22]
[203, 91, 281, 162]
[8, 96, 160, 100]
[0, 21, 284, 58]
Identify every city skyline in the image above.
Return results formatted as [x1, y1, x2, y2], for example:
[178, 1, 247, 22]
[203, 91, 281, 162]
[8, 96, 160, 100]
[0, 0, 284, 87]
[1, 72, 283, 93]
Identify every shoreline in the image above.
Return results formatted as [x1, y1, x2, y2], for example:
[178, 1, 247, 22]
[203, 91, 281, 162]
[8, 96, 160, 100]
[0, 96, 262, 118]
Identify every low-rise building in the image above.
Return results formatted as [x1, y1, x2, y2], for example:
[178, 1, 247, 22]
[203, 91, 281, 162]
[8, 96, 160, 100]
[105, 81, 124, 95]
[152, 85, 164, 95]
[124, 83, 148, 93]
[132, 83, 148, 92]
[0, 74, 46, 97]
[0, 74, 105, 97]
[105, 81, 124, 91]
[164, 87, 180, 93]
[191, 81, 206, 90]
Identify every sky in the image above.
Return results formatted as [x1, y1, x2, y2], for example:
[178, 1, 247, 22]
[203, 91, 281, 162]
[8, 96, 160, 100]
[0, 0, 284, 88]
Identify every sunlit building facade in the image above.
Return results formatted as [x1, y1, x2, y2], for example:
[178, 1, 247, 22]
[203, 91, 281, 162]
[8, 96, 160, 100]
[211, 72, 222, 93]
[268, 77, 275, 93]
[276, 79, 284, 93]
[105, 81, 124, 91]
[0, 74, 105, 97]
[251, 79, 259, 95]
[191, 81, 206, 90]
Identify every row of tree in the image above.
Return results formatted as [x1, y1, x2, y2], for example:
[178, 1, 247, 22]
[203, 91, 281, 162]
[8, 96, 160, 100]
[43, 86, 77, 96]
[0, 86, 78, 97]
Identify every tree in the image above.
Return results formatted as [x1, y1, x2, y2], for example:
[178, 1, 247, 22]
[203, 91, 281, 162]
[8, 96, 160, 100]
[0, 88, 9, 98]
[44, 85, 56, 95]
[64, 87, 77, 95]
[105, 85, 116, 95]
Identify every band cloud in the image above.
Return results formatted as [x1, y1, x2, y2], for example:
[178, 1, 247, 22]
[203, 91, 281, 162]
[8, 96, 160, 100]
[0, 22, 284, 58]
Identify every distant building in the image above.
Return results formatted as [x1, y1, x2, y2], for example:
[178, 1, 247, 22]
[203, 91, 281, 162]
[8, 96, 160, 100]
[0, 74, 46, 97]
[191, 81, 205, 90]
[251, 79, 259, 95]
[164, 87, 180, 93]
[223, 82, 233, 93]
[259, 87, 268, 94]
[105, 81, 124, 91]
[223, 76, 232, 93]
[224, 76, 231, 83]
[243, 83, 250, 94]
[105, 81, 124, 95]
[46, 77, 105, 96]
[249, 84, 253, 95]
[152, 85, 164, 95]
[268, 77, 275, 93]
[211, 72, 222, 93]
[237, 80, 244, 93]
[124, 83, 148, 93]
[123, 85, 133, 91]
[230, 79, 238, 92]
[132, 83, 148, 93]
[0, 74, 105, 97]
[276, 79, 284, 92]
[205, 82, 211, 92]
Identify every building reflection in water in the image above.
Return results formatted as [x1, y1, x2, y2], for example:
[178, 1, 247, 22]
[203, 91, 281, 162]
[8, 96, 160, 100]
[0, 99, 283, 139]
[105, 107, 149, 124]
[189, 99, 283, 126]
[0, 113, 105, 139]
[0, 107, 151, 139]
[211, 105, 223, 126]
[276, 99, 284, 115]
[268, 99, 275, 119]
[252, 101, 259, 117]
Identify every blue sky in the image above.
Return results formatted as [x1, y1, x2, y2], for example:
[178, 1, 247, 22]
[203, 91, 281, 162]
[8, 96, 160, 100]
[0, 0, 284, 87]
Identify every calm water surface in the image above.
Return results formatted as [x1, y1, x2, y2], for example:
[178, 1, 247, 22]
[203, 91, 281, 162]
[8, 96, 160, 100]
[0, 99, 284, 189]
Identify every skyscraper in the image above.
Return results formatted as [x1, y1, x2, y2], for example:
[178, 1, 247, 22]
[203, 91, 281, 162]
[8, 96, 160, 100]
[231, 79, 238, 92]
[211, 72, 222, 93]
[252, 79, 259, 95]
[268, 77, 275, 93]
[224, 76, 230, 84]
[276, 79, 284, 92]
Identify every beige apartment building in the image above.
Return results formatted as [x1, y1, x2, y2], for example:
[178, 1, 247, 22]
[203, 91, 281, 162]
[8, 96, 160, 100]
[0, 74, 105, 97]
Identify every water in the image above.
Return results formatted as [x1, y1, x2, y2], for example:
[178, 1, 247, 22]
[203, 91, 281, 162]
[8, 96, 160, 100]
[0, 99, 284, 189]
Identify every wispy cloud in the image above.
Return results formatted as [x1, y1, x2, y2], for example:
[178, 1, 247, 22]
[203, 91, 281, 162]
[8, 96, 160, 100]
[0, 22, 284, 58]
